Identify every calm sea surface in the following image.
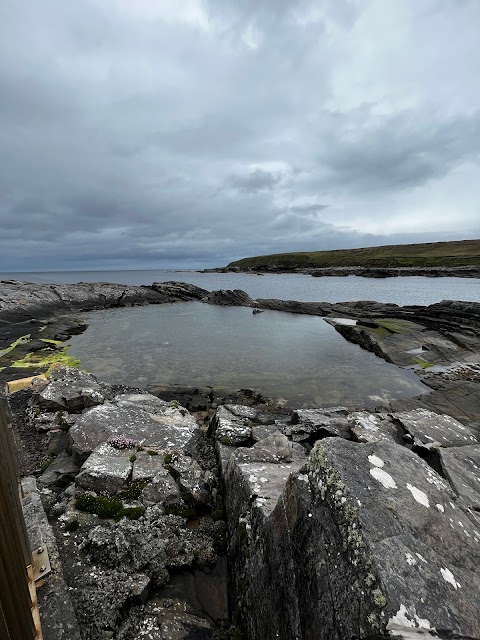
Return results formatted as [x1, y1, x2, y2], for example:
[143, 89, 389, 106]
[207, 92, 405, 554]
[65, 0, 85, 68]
[4, 269, 477, 407]
[1, 269, 480, 305]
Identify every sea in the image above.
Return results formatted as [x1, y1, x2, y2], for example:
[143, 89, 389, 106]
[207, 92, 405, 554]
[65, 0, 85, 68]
[3, 270, 479, 407]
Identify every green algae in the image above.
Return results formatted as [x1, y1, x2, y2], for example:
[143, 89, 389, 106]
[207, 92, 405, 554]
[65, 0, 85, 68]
[11, 346, 80, 372]
[0, 334, 31, 358]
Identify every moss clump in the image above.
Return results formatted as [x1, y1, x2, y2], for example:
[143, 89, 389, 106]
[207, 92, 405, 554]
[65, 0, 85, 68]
[147, 450, 159, 456]
[75, 493, 123, 519]
[64, 518, 80, 532]
[164, 453, 173, 465]
[115, 506, 145, 521]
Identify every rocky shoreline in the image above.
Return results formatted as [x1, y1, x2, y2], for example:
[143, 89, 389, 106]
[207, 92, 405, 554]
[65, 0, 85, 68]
[2, 279, 480, 639]
[203, 265, 480, 278]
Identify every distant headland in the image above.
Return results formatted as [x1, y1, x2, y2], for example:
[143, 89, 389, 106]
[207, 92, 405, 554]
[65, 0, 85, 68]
[203, 238, 480, 277]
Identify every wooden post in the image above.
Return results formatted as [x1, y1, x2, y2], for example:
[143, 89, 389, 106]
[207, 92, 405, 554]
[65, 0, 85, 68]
[0, 392, 38, 640]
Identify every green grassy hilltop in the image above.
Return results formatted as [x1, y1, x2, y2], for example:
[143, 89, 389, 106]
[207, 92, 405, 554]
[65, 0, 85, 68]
[226, 239, 480, 270]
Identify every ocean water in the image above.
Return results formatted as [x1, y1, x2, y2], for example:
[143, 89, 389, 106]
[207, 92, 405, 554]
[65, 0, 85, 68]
[1, 269, 479, 305]
[67, 303, 428, 408]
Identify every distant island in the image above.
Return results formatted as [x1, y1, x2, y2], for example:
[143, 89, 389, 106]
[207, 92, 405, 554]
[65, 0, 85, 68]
[204, 238, 480, 277]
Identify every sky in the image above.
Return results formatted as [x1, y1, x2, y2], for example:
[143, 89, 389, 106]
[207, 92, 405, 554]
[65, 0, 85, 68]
[1, 0, 479, 271]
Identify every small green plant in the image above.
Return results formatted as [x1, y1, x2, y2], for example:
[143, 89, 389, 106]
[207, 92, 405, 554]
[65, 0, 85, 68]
[115, 506, 145, 521]
[147, 450, 159, 456]
[119, 480, 148, 500]
[129, 454, 137, 463]
[64, 518, 80, 532]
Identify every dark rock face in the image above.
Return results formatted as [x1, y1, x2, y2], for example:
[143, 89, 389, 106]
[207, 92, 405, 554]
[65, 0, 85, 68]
[215, 402, 480, 639]
[203, 288, 257, 306]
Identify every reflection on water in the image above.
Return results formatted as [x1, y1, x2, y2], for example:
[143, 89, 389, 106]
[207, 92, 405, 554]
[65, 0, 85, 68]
[67, 303, 428, 408]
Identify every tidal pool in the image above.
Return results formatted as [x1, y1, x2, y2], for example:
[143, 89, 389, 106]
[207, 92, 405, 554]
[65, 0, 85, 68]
[67, 302, 428, 408]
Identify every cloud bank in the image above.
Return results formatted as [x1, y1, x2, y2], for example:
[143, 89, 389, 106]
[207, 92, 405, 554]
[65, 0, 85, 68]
[1, 0, 479, 270]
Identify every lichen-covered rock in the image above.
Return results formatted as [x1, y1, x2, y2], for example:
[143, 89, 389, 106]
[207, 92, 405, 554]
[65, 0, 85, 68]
[75, 443, 133, 493]
[69, 394, 198, 464]
[234, 433, 294, 464]
[82, 508, 217, 575]
[348, 411, 400, 443]
[392, 408, 479, 447]
[168, 454, 214, 507]
[38, 366, 105, 411]
[209, 405, 253, 446]
[132, 451, 166, 482]
[141, 469, 181, 507]
[222, 435, 480, 639]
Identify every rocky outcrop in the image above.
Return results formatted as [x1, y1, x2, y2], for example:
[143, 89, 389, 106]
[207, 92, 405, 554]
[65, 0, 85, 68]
[207, 265, 480, 278]
[202, 288, 257, 306]
[217, 402, 480, 639]
[68, 392, 199, 464]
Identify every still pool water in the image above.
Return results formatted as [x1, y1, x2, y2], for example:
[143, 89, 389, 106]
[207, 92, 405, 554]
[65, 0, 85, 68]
[67, 302, 428, 408]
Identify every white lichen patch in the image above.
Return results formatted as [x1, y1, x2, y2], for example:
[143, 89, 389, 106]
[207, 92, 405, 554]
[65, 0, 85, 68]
[368, 455, 384, 468]
[415, 553, 427, 564]
[405, 553, 417, 566]
[386, 604, 437, 637]
[435, 503, 445, 513]
[440, 567, 461, 590]
[370, 467, 397, 489]
[406, 484, 429, 508]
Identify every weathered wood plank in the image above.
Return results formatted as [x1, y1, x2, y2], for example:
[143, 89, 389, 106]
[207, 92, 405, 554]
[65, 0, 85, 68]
[0, 393, 37, 640]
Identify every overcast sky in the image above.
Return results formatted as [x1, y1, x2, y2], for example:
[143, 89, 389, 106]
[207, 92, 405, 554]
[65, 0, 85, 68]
[1, 0, 479, 271]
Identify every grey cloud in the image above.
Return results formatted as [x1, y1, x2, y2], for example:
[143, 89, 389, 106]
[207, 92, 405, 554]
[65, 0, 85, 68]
[0, 0, 479, 272]
[317, 108, 480, 193]
[229, 169, 282, 192]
